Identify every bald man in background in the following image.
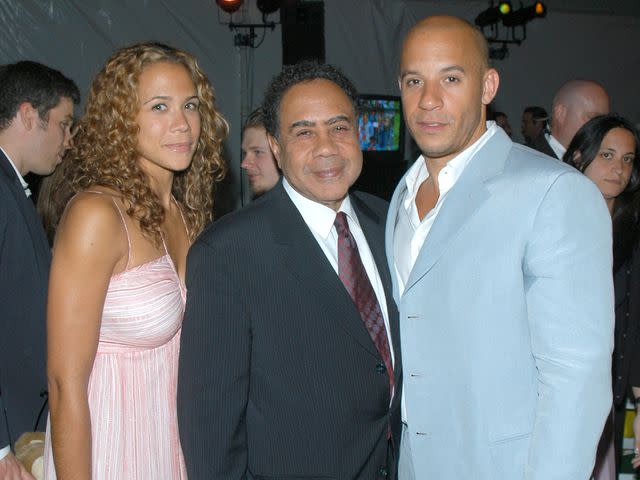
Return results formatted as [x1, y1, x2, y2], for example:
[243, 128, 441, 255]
[531, 79, 610, 158]
[388, 15, 613, 479]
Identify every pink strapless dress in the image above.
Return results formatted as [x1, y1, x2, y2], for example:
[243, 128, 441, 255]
[43, 254, 187, 479]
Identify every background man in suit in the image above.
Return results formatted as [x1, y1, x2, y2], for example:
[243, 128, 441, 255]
[0, 61, 79, 479]
[178, 61, 401, 479]
[520, 106, 548, 147]
[531, 79, 610, 159]
[387, 16, 613, 479]
[241, 107, 280, 197]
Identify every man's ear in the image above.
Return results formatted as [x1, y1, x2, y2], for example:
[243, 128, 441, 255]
[553, 103, 566, 127]
[481, 68, 500, 105]
[17, 102, 39, 131]
[267, 134, 282, 169]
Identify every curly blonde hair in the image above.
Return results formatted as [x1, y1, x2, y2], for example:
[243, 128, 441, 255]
[47, 42, 228, 244]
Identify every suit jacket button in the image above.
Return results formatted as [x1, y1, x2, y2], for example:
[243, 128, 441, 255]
[376, 363, 386, 374]
[378, 466, 389, 477]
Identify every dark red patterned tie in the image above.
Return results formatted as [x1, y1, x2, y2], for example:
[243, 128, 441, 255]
[334, 211, 394, 395]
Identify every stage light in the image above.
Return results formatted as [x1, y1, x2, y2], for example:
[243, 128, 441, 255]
[502, 2, 546, 27]
[257, 0, 280, 15]
[217, 0, 280, 48]
[216, 0, 243, 14]
[475, 2, 512, 27]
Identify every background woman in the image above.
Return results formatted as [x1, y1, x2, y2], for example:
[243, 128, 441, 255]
[563, 113, 640, 478]
[42, 42, 227, 479]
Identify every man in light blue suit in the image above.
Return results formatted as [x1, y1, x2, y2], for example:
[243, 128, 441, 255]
[387, 15, 614, 479]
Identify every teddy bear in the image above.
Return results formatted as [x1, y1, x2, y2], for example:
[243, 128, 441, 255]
[15, 431, 45, 480]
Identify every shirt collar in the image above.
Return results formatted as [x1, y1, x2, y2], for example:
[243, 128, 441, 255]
[403, 121, 499, 210]
[0, 146, 31, 197]
[282, 177, 357, 239]
[546, 133, 566, 159]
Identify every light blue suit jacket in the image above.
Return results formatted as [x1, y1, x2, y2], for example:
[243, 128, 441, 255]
[386, 129, 614, 479]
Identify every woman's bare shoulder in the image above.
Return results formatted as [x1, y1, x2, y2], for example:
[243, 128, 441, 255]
[54, 187, 127, 264]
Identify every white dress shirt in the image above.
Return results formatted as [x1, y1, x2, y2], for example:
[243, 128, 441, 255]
[393, 121, 498, 422]
[282, 179, 395, 373]
[0, 147, 30, 460]
[546, 133, 566, 160]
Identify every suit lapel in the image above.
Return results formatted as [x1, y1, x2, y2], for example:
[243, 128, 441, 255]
[269, 184, 380, 359]
[404, 129, 512, 294]
[386, 177, 407, 304]
[0, 152, 50, 277]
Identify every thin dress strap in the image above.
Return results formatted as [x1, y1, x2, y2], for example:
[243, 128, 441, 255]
[171, 195, 191, 240]
[107, 196, 132, 270]
[82, 190, 132, 270]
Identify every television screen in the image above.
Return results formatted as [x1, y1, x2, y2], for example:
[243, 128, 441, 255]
[357, 95, 403, 152]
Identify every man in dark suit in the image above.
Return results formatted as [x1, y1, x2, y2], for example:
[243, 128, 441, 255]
[0, 61, 79, 479]
[178, 62, 401, 479]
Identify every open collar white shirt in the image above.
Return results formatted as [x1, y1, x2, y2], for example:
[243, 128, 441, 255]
[282, 178, 394, 370]
[394, 122, 498, 296]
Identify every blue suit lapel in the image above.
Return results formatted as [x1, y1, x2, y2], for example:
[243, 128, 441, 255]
[403, 129, 512, 295]
[386, 178, 407, 303]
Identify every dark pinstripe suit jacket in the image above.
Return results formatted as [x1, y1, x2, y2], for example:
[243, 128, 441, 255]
[0, 151, 50, 450]
[178, 182, 401, 479]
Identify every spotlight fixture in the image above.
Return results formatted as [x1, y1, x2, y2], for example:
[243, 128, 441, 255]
[502, 2, 546, 27]
[257, 0, 280, 15]
[216, 0, 281, 48]
[216, 0, 243, 14]
[477, 0, 548, 55]
[475, 2, 511, 28]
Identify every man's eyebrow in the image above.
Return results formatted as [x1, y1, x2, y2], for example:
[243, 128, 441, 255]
[288, 119, 315, 131]
[399, 69, 420, 80]
[441, 65, 465, 74]
[399, 65, 465, 80]
[326, 115, 351, 125]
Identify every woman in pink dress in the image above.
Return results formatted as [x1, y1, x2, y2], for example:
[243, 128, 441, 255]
[41, 42, 228, 479]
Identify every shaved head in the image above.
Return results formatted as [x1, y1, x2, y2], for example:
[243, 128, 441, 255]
[403, 16, 489, 75]
[551, 79, 610, 148]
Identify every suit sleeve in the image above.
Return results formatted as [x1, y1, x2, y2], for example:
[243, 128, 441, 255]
[0, 195, 11, 451]
[523, 171, 613, 480]
[178, 236, 251, 479]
